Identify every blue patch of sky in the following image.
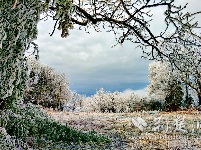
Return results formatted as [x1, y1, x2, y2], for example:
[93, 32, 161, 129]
[70, 82, 149, 96]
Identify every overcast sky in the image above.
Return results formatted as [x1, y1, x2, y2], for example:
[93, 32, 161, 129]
[33, 0, 200, 96]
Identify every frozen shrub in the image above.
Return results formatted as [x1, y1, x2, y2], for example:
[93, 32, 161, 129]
[80, 97, 95, 112]
[64, 90, 84, 112]
[0, 127, 30, 149]
[0, 102, 50, 149]
[0, 102, 111, 149]
[79, 89, 118, 113]
[124, 92, 144, 112]
[92, 89, 119, 113]
[81, 88, 150, 113]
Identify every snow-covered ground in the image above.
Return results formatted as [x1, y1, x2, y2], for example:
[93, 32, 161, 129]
[48, 110, 201, 149]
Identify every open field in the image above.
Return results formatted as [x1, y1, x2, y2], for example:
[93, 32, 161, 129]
[48, 110, 201, 149]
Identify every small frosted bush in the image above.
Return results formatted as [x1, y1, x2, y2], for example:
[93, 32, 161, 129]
[64, 91, 84, 112]
[0, 102, 111, 148]
[80, 88, 152, 113]
[0, 126, 31, 149]
[0, 102, 50, 149]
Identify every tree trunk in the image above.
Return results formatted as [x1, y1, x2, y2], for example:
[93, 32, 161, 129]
[0, 2, 40, 109]
[0, 40, 26, 109]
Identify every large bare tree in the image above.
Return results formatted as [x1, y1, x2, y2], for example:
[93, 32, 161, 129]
[48, 0, 200, 58]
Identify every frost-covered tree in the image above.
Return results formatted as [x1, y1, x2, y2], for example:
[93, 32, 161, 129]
[148, 61, 184, 110]
[61, 0, 200, 59]
[0, 1, 41, 109]
[148, 61, 178, 100]
[160, 32, 201, 105]
[92, 88, 118, 113]
[24, 57, 70, 109]
[0, 1, 74, 109]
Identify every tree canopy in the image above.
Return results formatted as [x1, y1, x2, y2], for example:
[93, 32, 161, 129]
[48, 0, 200, 59]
